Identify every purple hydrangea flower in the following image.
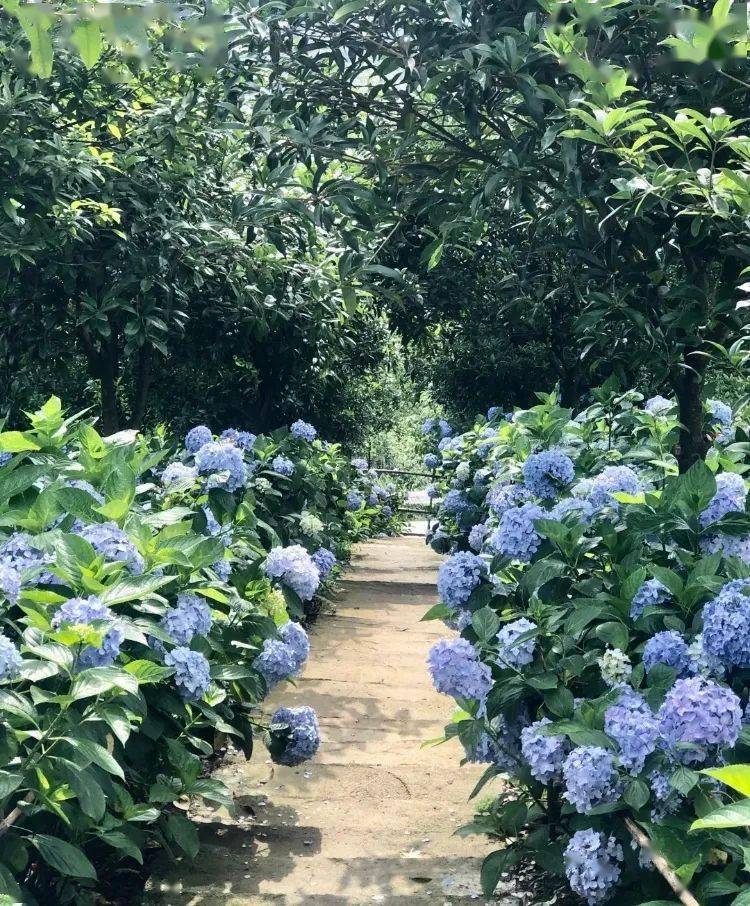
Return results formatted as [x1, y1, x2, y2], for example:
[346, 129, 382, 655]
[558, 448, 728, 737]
[75, 522, 145, 575]
[437, 551, 486, 608]
[489, 503, 545, 562]
[496, 618, 537, 669]
[486, 482, 532, 517]
[161, 593, 212, 646]
[657, 676, 742, 763]
[165, 647, 211, 701]
[564, 829, 623, 905]
[588, 466, 641, 511]
[550, 496, 593, 524]
[644, 395, 674, 416]
[700, 472, 746, 528]
[468, 521, 489, 551]
[700, 532, 750, 562]
[272, 455, 295, 477]
[487, 406, 502, 421]
[423, 453, 441, 470]
[290, 420, 317, 442]
[311, 547, 336, 579]
[351, 458, 369, 471]
[631, 578, 670, 619]
[161, 462, 198, 487]
[604, 690, 658, 774]
[0, 565, 20, 604]
[346, 491, 363, 511]
[701, 585, 750, 667]
[268, 706, 320, 765]
[0, 634, 22, 680]
[523, 449, 575, 500]
[195, 441, 247, 491]
[278, 621, 310, 666]
[220, 428, 256, 450]
[521, 718, 569, 783]
[643, 631, 689, 675]
[264, 545, 320, 601]
[562, 747, 620, 813]
[185, 425, 212, 453]
[427, 638, 492, 701]
[52, 595, 124, 668]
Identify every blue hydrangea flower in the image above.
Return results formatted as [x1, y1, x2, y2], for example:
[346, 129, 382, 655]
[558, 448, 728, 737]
[550, 496, 593, 524]
[657, 676, 742, 763]
[185, 425, 212, 453]
[75, 522, 145, 575]
[271, 455, 295, 477]
[649, 769, 683, 823]
[462, 731, 501, 764]
[709, 399, 733, 428]
[220, 429, 256, 450]
[162, 593, 212, 646]
[290, 420, 317, 441]
[254, 639, 300, 688]
[643, 630, 690, 675]
[644, 395, 674, 416]
[52, 595, 124, 668]
[701, 586, 750, 667]
[604, 690, 658, 774]
[468, 521, 489, 551]
[0, 565, 20, 604]
[264, 545, 320, 601]
[487, 406, 502, 421]
[165, 647, 211, 701]
[631, 578, 670, 619]
[564, 829, 623, 905]
[437, 551, 486, 608]
[427, 638, 492, 701]
[523, 449, 575, 500]
[445, 607, 473, 633]
[0, 533, 53, 581]
[486, 483, 532, 517]
[562, 746, 621, 813]
[587, 466, 641, 510]
[268, 706, 320, 766]
[346, 491, 363, 511]
[66, 479, 105, 505]
[521, 718, 569, 783]
[489, 503, 544, 562]
[195, 441, 247, 491]
[700, 472, 746, 528]
[440, 490, 472, 520]
[700, 532, 750, 562]
[426, 484, 440, 500]
[496, 618, 537, 669]
[278, 621, 310, 667]
[161, 462, 198, 487]
[422, 418, 438, 435]
[0, 633, 22, 680]
[212, 559, 232, 582]
[0, 453, 11, 468]
[351, 458, 369, 471]
[382, 505, 393, 518]
[423, 453, 441, 470]
[311, 547, 336, 579]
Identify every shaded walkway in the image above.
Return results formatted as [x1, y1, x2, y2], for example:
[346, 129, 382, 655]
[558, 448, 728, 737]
[150, 536, 495, 904]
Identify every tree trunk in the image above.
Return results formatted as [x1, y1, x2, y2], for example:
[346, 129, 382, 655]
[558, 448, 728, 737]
[99, 363, 121, 435]
[672, 356, 708, 473]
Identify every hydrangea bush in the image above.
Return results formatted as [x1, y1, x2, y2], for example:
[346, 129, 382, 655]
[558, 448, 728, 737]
[0, 398, 399, 901]
[423, 386, 750, 904]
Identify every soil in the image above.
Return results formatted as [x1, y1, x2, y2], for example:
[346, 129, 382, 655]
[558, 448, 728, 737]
[146, 535, 544, 905]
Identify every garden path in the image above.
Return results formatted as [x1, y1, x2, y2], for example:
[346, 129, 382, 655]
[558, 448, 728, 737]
[148, 535, 503, 905]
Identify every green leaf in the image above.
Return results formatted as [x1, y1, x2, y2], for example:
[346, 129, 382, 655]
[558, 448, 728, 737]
[165, 813, 199, 858]
[703, 764, 750, 796]
[480, 848, 517, 898]
[69, 666, 139, 700]
[331, 0, 368, 21]
[594, 621, 629, 650]
[690, 799, 750, 831]
[0, 771, 22, 800]
[444, 0, 463, 26]
[17, 6, 54, 78]
[471, 606, 500, 643]
[544, 686, 574, 717]
[70, 19, 102, 68]
[124, 659, 174, 684]
[67, 737, 125, 780]
[422, 603, 452, 621]
[670, 766, 699, 796]
[623, 778, 650, 810]
[31, 834, 97, 879]
[58, 765, 106, 821]
[99, 831, 143, 864]
[0, 431, 40, 453]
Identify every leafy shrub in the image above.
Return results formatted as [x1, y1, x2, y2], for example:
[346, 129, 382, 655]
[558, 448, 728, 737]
[0, 398, 399, 902]
[424, 386, 750, 904]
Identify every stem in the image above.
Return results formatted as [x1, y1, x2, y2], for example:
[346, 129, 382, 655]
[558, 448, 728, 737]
[624, 818, 700, 906]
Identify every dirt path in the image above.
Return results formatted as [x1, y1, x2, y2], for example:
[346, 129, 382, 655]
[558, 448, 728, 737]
[149, 535, 498, 905]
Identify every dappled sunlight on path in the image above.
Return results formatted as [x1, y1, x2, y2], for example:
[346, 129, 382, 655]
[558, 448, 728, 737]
[148, 536, 498, 905]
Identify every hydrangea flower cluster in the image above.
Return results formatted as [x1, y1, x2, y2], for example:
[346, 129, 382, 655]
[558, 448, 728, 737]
[427, 638, 492, 701]
[564, 829, 623, 905]
[700, 532, 750, 562]
[604, 691, 657, 773]
[272, 455, 295, 476]
[299, 512, 324, 536]
[520, 718, 569, 783]
[346, 490, 363, 511]
[709, 398, 733, 429]
[75, 522, 145, 575]
[550, 495, 593, 524]
[162, 462, 198, 487]
[0, 633, 23, 680]
[264, 545, 321, 601]
[700, 472, 746, 528]
[644, 395, 673, 416]
[487, 406, 502, 421]
[52, 596, 124, 668]
[562, 746, 620, 813]
[0, 564, 20, 604]
[185, 425, 212, 453]
[162, 593, 212, 646]
[490, 503, 544, 562]
[424, 453, 441, 470]
[598, 648, 632, 687]
[311, 547, 336, 579]
[440, 490, 472, 519]
[66, 479, 105, 504]
[290, 420, 317, 442]
[268, 706, 321, 765]
[437, 551, 486, 608]
[522, 449, 575, 499]
[587, 466, 641, 510]
[486, 482, 531, 517]
[351, 457, 369, 471]
[496, 618, 537, 669]
[422, 417, 452, 437]
[630, 578, 670, 619]
[468, 521, 489, 551]
[220, 428, 256, 450]
[164, 647, 211, 700]
[643, 630, 690, 675]
[701, 584, 750, 667]
[0, 533, 53, 580]
[657, 676, 742, 762]
[195, 441, 247, 491]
